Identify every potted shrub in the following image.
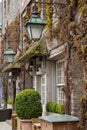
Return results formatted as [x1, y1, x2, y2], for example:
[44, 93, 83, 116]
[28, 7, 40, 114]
[15, 89, 42, 130]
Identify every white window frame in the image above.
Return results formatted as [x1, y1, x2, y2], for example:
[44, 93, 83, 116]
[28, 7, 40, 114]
[41, 74, 46, 105]
[33, 76, 37, 90]
[56, 87, 65, 104]
[56, 59, 65, 86]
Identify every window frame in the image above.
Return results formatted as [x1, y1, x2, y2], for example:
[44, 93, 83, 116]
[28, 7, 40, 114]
[56, 87, 65, 104]
[56, 59, 65, 86]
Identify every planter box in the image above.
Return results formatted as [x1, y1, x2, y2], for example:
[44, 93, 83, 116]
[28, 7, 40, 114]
[12, 113, 17, 130]
[39, 114, 79, 130]
[0, 108, 12, 121]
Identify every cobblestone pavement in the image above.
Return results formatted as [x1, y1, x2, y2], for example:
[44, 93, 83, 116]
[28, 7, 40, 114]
[0, 121, 12, 130]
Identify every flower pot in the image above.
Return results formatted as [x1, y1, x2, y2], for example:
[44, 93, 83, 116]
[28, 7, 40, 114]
[21, 120, 32, 130]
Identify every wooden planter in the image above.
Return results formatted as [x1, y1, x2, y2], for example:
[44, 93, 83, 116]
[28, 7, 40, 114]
[12, 113, 17, 130]
[39, 114, 80, 130]
[0, 108, 12, 121]
[21, 120, 32, 130]
[17, 117, 22, 130]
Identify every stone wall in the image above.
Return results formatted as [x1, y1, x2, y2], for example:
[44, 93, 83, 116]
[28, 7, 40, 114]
[71, 52, 84, 116]
[2, 0, 20, 30]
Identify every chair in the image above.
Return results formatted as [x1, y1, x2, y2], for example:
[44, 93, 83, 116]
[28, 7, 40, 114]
[32, 118, 41, 130]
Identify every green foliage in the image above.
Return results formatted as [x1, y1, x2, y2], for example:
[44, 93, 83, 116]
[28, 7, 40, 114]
[46, 102, 65, 114]
[46, 102, 57, 112]
[7, 99, 12, 104]
[2, 100, 4, 103]
[78, 0, 87, 15]
[46, 0, 53, 29]
[55, 104, 65, 114]
[15, 89, 42, 119]
[28, 40, 46, 56]
[79, 95, 87, 130]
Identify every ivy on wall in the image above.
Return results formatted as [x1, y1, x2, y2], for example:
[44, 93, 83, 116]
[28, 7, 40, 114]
[4, 14, 20, 51]
[45, 0, 53, 40]
[40, 0, 87, 120]
[46, 0, 53, 29]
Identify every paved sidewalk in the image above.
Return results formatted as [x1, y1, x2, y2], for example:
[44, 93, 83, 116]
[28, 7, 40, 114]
[0, 121, 12, 130]
[0, 105, 12, 130]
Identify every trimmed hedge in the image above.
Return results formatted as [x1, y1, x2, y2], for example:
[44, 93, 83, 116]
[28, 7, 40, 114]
[15, 89, 42, 119]
[46, 102, 65, 114]
[46, 102, 57, 112]
[55, 104, 65, 114]
[7, 99, 12, 104]
[2, 99, 12, 104]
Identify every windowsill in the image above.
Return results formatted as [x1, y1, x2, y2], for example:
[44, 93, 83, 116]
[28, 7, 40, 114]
[56, 84, 65, 87]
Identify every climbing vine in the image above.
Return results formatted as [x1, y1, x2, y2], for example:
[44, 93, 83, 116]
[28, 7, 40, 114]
[46, 0, 53, 29]
[45, 0, 53, 40]
[3, 14, 20, 51]
[44, 0, 87, 119]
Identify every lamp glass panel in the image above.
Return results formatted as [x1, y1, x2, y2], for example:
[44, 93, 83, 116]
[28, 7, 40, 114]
[27, 25, 32, 40]
[28, 24, 44, 41]
[4, 55, 14, 63]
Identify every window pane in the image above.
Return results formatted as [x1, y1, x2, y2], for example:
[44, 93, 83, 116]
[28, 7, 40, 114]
[56, 87, 65, 104]
[56, 60, 65, 86]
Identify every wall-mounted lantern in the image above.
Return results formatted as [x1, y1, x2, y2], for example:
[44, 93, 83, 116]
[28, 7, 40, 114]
[4, 47, 16, 63]
[25, 4, 46, 41]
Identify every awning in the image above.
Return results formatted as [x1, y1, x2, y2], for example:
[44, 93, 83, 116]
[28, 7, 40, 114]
[48, 44, 65, 60]
[2, 63, 21, 72]
[17, 40, 48, 62]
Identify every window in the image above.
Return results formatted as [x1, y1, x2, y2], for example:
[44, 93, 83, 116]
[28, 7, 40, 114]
[56, 60, 65, 103]
[56, 60, 65, 86]
[56, 87, 65, 104]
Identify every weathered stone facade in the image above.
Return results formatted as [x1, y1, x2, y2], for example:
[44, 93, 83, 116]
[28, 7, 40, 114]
[2, 0, 33, 102]
[71, 51, 84, 116]
[3, 0, 20, 29]
[1, 0, 87, 122]
[1, 0, 20, 102]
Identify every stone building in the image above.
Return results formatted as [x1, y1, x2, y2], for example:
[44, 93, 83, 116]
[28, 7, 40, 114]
[18, 0, 86, 117]
[1, 0, 32, 107]
[1, 0, 87, 118]
[1, 0, 21, 104]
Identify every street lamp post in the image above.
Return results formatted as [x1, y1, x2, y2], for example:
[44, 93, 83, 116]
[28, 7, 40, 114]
[4, 47, 16, 110]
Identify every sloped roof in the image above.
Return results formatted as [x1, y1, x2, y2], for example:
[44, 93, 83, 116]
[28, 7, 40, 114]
[2, 63, 21, 72]
[17, 39, 48, 62]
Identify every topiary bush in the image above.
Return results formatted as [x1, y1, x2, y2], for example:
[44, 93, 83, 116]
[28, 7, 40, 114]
[7, 99, 12, 104]
[46, 102, 57, 112]
[15, 89, 42, 119]
[55, 104, 65, 114]
[46, 102, 65, 114]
